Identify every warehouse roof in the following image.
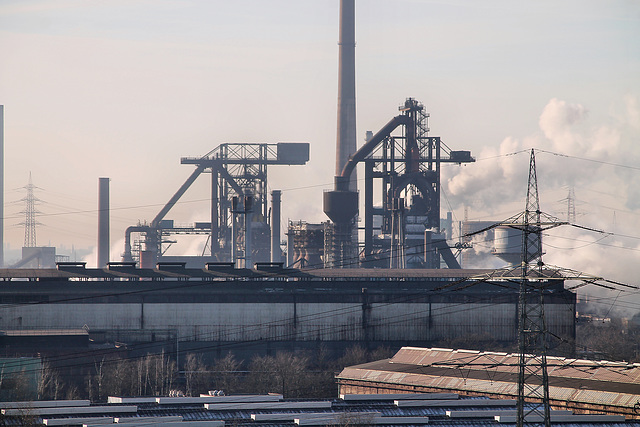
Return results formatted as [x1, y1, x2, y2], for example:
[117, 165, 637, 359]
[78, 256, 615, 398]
[0, 392, 632, 426]
[337, 347, 640, 419]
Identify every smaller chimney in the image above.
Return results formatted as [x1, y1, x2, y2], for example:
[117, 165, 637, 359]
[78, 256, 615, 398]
[97, 177, 110, 267]
[271, 190, 282, 263]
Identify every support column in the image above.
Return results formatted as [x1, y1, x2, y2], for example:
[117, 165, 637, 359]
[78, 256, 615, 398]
[364, 161, 373, 263]
[210, 164, 219, 256]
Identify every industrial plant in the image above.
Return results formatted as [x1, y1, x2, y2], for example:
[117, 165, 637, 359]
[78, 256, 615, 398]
[2, 1, 637, 424]
[0, 0, 575, 361]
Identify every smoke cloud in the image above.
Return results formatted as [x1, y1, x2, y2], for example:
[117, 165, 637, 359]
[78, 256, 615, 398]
[443, 95, 640, 317]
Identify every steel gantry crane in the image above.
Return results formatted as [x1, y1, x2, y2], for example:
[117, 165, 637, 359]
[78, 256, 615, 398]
[123, 142, 309, 267]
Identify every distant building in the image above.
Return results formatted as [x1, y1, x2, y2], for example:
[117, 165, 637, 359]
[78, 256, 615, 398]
[0, 266, 576, 360]
[19, 246, 56, 268]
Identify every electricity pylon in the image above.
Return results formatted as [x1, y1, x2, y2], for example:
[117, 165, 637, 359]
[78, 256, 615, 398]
[469, 149, 567, 425]
[511, 149, 553, 426]
[442, 149, 609, 425]
[18, 173, 42, 248]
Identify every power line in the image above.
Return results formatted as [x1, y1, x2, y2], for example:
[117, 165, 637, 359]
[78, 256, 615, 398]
[536, 149, 640, 172]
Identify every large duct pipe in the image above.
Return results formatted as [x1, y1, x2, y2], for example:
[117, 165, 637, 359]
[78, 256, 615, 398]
[97, 177, 110, 267]
[336, 0, 357, 191]
[122, 225, 149, 263]
[270, 190, 282, 263]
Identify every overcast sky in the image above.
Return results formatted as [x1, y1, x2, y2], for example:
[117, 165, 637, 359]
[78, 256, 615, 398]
[1, 0, 639, 310]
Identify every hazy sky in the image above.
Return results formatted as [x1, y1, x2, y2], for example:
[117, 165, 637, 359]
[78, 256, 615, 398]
[1, 0, 639, 308]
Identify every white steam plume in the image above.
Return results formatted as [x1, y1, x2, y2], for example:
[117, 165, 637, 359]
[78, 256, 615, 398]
[443, 95, 640, 317]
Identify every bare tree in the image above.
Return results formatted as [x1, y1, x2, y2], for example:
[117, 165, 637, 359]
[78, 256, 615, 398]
[336, 345, 368, 368]
[273, 352, 309, 397]
[152, 350, 177, 395]
[103, 358, 126, 396]
[577, 318, 640, 362]
[184, 353, 208, 396]
[93, 358, 106, 402]
[37, 360, 60, 400]
[247, 352, 310, 398]
[14, 369, 34, 401]
[212, 352, 242, 394]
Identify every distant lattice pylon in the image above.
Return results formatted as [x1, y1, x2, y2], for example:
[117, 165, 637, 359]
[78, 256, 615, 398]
[18, 173, 42, 247]
[567, 188, 576, 224]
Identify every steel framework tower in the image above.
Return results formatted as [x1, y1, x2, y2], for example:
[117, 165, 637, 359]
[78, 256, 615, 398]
[567, 188, 576, 224]
[324, 98, 474, 268]
[515, 149, 551, 426]
[19, 173, 40, 248]
[468, 150, 564, 425]
[459, 150, 606, 425]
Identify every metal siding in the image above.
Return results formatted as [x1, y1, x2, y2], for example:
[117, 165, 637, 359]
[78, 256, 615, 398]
[0, 289, 575, 347]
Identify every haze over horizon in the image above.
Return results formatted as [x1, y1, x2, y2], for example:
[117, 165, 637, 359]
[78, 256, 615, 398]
[1, 0, 639, 313]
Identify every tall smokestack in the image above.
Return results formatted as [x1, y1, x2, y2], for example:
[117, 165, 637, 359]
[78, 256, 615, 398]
[336, 0, 357, 191]
[270, 190, 282, 263]
[98, 177, 110, 267]
[0, 105, 4, 267]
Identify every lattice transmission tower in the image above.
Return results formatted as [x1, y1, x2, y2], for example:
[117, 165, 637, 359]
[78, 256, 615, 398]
[567, 188, 576, 224]
[516, 150, 550, 426]
[506, 149, 567, 426]
[19, 173, 42, 248]
[469, 150, 566, 425]
[454, 150, 606, 425]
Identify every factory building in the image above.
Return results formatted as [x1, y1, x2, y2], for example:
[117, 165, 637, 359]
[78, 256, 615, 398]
[0, 265, 575, 360]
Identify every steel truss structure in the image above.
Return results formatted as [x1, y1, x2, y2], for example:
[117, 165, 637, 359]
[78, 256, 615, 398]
[123, 142, 308, 267]
[330, 98, 475, 269]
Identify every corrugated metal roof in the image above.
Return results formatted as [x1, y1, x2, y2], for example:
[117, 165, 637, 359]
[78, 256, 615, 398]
[389, 347, 640, 388]
[339, 347, 640, 416]
[1, 393, 634, 426]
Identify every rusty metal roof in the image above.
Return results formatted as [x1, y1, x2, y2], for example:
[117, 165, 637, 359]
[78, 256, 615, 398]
[337, 347, 640, 411]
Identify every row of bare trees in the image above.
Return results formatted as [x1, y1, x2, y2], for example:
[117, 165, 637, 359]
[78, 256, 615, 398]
[0, 345, 395, 402]
[577, 318, 640, 362]
[9, 320, 639, 404]
[88, 350, 177, 401]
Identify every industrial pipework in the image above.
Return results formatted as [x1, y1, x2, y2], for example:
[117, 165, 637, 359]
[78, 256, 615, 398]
[324, 111, 413, 268]
[324, 98, 475, 269]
